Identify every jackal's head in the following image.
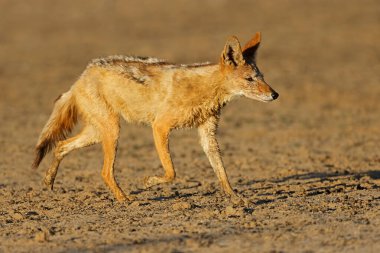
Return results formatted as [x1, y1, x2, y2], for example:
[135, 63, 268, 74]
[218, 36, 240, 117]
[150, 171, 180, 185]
[220, 33, 278, 102]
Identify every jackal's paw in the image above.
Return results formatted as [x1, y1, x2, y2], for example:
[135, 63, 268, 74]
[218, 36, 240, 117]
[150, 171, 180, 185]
[43, 177, 54, 191]
[115, 191, 133, 202]
[143, 176, 173, 189]
[143, 176, 162, 189]
[229, 194, 249, 206]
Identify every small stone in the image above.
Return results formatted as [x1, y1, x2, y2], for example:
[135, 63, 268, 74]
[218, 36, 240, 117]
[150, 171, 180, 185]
[244, 221, 257, 228]
[172, 229, 182, 234]
[25, 211, 39, 217]
[172, 202, 192, 211]
[129, 201, 140, 207]
[356, 184, 367, 190]
[327, 203, 337, 210]
[225, 205, 237, 216]
[35, 231, 48, 242]
[12, 213, 24, 220]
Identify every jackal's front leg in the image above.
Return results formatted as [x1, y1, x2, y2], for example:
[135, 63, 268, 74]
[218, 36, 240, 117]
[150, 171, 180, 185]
[198, 117, 236, 197]
[144, 121, 176, 188]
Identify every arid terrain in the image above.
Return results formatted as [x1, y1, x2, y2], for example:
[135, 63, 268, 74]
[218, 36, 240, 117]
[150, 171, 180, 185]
[0, 0, 379, 252]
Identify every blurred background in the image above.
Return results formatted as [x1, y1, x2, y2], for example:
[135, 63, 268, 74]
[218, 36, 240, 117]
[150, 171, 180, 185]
[0, 0, 379, 251]
[1, 0, 379, 179]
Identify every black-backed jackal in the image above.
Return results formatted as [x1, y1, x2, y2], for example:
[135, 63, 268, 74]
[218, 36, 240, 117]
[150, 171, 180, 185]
[33, 33, 279, 202]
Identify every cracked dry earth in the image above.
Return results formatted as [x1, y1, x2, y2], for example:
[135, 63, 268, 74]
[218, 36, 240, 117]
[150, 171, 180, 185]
[0, 0, 379, 252]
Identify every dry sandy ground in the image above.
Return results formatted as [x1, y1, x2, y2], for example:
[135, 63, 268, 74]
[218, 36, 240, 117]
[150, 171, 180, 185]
[0, 0, 379, 252]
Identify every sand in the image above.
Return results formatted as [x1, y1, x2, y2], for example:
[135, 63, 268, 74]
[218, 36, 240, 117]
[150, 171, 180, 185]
[0, 0, 379, 252]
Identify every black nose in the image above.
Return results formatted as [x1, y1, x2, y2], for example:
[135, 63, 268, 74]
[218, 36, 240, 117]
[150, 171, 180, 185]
[271, 92, 279, 100]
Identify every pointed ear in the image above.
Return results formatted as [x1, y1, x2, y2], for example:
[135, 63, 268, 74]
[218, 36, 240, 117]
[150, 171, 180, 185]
[242, 32, 261, 63]
[220, 36, 245, 67]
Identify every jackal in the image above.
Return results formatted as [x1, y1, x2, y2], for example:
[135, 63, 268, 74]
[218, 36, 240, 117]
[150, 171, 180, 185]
[32, 33, 278, 202]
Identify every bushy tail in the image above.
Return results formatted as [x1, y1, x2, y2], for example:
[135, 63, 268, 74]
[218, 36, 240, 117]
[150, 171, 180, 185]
[32, 90, 78, 169]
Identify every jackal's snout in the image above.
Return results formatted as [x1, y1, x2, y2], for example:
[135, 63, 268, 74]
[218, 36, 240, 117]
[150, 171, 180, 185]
[255, 80, 279, 102]
[271, 91, 279, 100]
[260, 88, 279, 102]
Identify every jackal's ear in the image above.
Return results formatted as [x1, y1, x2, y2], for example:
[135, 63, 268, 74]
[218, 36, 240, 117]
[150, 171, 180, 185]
[220, 36, 245, 67]
[242, 32, 261, 63]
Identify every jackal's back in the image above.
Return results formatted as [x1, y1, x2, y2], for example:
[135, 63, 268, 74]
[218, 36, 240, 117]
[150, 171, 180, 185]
[73, 56, 174, 124]
[73, 55, 228, 127]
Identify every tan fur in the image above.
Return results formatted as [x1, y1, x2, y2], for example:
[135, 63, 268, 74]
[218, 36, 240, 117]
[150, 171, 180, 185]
[242, 32, 261, 53]
[32, 91, 77, 170]
[33, 34, 278, 202]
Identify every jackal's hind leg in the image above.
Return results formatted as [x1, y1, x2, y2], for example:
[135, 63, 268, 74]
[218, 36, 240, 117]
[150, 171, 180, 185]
[144, 122, 176, 188]
[44, 125, 100, 190]
[99, 121, 131, 202]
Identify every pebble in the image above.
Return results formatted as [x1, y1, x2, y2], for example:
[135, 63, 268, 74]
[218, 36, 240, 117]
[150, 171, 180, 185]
[25, 211, 39, 217]
[172, 202, 192, 210]
[12, 213, 24, 220]
[129, 201, 140, 208]
[225, 205, 237, 216]
[35, 231, 48, 242]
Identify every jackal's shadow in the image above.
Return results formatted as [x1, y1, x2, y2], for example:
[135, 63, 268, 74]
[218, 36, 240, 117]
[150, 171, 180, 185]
[240, 169, 380, 205]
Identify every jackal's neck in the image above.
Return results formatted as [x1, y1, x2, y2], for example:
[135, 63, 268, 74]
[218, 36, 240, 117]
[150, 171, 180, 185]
[175, 64, 234, 108]
[202, 64, 234, 104]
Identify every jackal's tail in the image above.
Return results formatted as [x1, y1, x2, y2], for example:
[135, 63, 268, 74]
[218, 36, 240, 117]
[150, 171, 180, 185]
[32, 90, 78, 169]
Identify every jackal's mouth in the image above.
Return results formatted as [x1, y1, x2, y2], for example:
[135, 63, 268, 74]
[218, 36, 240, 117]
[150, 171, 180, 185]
[255, 94, 278, 102]
[259, 97, 275, 102]
[242, 91, 279, 102]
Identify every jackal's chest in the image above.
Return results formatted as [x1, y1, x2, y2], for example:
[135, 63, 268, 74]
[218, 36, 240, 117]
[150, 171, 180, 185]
[165, 100, 222, 128]
[162, 83, 225, 128]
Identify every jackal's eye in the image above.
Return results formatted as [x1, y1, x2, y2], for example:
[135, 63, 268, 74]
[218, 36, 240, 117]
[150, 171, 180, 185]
[245, 77, 254, 82]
